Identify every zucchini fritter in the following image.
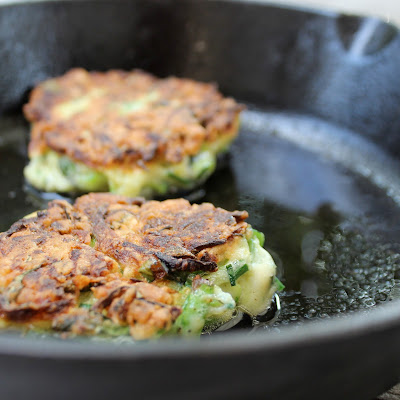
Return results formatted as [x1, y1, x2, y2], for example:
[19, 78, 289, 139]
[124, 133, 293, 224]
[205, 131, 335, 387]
[0, 194, 277, 339]
[24, 69, 243, 196]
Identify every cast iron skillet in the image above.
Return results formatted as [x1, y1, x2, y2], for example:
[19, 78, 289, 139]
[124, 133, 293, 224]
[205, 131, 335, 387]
[1, 1, 400, 399]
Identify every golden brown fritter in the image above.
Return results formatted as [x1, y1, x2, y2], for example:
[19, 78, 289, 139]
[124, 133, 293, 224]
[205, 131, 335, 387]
[0, 194, 249, 338]
[74, 193, 248, 279]
[24, 68, 243, 168]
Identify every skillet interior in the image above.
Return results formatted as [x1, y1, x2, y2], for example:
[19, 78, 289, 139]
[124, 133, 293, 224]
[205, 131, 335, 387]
[1, 1, 400, 399]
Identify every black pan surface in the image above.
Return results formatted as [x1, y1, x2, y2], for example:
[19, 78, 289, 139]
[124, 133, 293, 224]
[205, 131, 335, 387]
[1, 1, 400, 399]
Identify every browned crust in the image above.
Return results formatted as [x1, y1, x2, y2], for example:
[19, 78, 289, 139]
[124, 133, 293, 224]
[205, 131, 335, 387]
[74, 193, 248, 279]
[0, 194, 248, 337]
[24, 68, 244, 168]
[0, 222, 120, 322]
[92, 280, 181, 339]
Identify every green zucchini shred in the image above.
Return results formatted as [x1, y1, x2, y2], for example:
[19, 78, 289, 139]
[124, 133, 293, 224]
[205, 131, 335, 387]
[138, 266, 155, 282]
[58, 155, 108, 192]
[274, 276, 285, 291]
[191, 151, 216, 180]
[171, 284, 234, 336]
[99, 320, 131, 337]
[252, 228, 265, 247]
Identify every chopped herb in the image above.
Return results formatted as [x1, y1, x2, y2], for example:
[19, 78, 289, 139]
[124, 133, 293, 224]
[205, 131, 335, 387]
[227, 264, 249, 286]
[90, 234, 96, 248]
[235, 264, 249, 280]
[167, 172, 191, 185]
[274, 276, 285, 291]
[226, 265, 236, 286]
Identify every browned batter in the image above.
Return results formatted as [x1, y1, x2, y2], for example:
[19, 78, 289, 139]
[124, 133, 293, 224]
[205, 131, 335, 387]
[24, 68, 243, 168]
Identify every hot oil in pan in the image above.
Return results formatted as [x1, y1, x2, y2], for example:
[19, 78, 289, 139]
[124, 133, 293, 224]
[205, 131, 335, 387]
[203, 110, 400, 329]
[0, 115, 34, 230]
[1, 110, 400, 331]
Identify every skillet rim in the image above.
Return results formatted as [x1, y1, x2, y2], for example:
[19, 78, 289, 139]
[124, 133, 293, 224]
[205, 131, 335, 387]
[0, 0, 399, 361]
[0, 297, 398, 360]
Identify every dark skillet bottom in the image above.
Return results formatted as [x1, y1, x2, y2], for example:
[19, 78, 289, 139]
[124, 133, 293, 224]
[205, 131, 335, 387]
[1, 108, 400, 400]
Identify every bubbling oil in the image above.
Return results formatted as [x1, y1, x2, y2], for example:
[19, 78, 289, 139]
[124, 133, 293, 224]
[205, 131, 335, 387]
[274, 221, 400, 326]
[202, 110, 400, 329]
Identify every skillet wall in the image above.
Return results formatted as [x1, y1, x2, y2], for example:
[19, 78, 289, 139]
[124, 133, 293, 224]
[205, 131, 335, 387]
[1, 0, 400, 156]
